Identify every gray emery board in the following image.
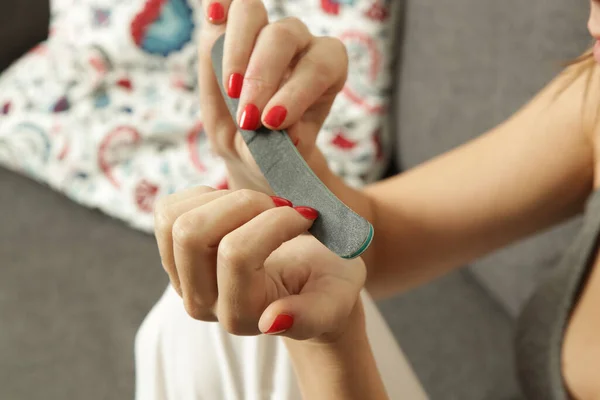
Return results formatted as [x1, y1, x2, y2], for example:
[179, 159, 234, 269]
[211, 34, 373, 259]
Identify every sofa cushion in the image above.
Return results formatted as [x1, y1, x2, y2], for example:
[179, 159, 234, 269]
[380, 270, 521, 399]
[0, 168, 168, 400]
[394, 0, 590, 316]
[0, 0, 49, 72]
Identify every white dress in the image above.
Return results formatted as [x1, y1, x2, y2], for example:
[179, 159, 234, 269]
[136, 286, 427, 399]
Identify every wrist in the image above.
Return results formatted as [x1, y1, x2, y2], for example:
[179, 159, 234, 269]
[286, 296, 367, 349]
[283, 299, 388, 400]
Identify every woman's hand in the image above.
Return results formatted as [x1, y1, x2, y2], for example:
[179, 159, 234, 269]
[154, 186, 366, 341]
[199, 0, 348, 192]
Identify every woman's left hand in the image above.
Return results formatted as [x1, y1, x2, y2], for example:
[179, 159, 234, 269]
[154, 186, 366, 341]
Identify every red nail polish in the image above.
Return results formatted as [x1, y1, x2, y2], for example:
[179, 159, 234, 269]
[207, 2, 225, 23]
[264, 105, 288, 128]
[271, 196, 293, 207]
[266, 314, 294, 334]
[239, 104, 261, 130]
[294, 206, 319, 221]
[227, 73, 243, 99]
[292, 137, 300, 147]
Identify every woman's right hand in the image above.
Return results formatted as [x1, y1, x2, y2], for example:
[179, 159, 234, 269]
[198, 0, 349, 192]
[153, 185, 366, 342]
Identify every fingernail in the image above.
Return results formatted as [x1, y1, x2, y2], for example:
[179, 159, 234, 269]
[207, 2, 225, 23]
[264, 105, 288, 128]
[271, 196, 293, 208]
[294, 206, 319, 220]
[227, 73, 243, 99]
[239, 104, 261, 131]
[266, 314, 294, 335]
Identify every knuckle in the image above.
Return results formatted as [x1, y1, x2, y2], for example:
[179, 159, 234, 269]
[281, 16, 303, 27]
[327, 37, 349, 60]
[241, 74, 277, 95]
[196, 185, 217, 194]
[318, 37, 349, 79]
[210, 139, 233, 158]
[234, 189, 264, 208]
[219, 313, 244, 335]
[235, 0, 267, 20]
[184, 298, 213, 321]
[153, 196, 175, 233]
[268, 19, 301, 42]
[218, 309, 256, 336]
[305, 54, 337, 85]
[217, 235, 247, 270]
[172, 215, 201, 249]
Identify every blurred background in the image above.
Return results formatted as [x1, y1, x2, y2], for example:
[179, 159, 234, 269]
[0, 0, 591, 399]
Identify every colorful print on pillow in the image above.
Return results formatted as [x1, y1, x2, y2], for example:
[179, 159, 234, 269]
[0, 0, 397, 233]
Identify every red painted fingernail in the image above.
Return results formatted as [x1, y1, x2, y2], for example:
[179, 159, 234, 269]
[227, 73, 243, 98]
[264, 105, 288, 128]
[292, 137, 300, 147]
[207, 2, 225, 23]
[266, 314, 294, 334]
[294, 206, 319, 220]
[239, 104, 261, 130]
[271, 196, 293, 207]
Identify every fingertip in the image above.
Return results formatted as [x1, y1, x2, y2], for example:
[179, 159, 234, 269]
[227, 73, 244, 99]
[265, 314, 295, 335]
[206, 1, 227, 24]
[271, 196, 293, 208]
[263, 105, 288, 129]
[260, 306, 295, 335]
[293, 206, 319, 221]
[239, 103, 262, 131]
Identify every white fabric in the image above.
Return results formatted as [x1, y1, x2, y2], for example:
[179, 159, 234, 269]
[136, 286, 428, 400]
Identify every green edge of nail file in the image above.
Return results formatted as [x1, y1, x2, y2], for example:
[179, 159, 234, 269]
[211, 34, 373, 259]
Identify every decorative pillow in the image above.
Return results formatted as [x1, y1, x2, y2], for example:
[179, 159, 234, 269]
[0, 0, 397, 232]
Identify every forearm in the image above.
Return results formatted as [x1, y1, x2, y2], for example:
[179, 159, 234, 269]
[322, 67, 595, 299]
[363, 68, 595, 298]
[283, 303, 388, 400]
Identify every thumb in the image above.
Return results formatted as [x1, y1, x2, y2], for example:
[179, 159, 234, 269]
[258, 290, 358, 341]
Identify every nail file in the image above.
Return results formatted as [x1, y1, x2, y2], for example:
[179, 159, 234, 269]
[211, 34, 373, 259]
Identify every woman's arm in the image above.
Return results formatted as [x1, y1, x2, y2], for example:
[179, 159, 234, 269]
[283, 301, 389, 400]
[314, 65, 596, 299]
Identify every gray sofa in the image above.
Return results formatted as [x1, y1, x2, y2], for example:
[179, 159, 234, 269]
[0, 1, 591, 399]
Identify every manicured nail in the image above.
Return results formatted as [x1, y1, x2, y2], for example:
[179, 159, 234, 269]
[294, 206, 319, 220]
[227, 73, 243, 98]
[207, 2, 225, 23]
[266, 314, 294, 335]
[239, 104, 261, 130]
[293, 137, 300, 147]
[264, 105, 288, 128]
[271, 196, 293, 208]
